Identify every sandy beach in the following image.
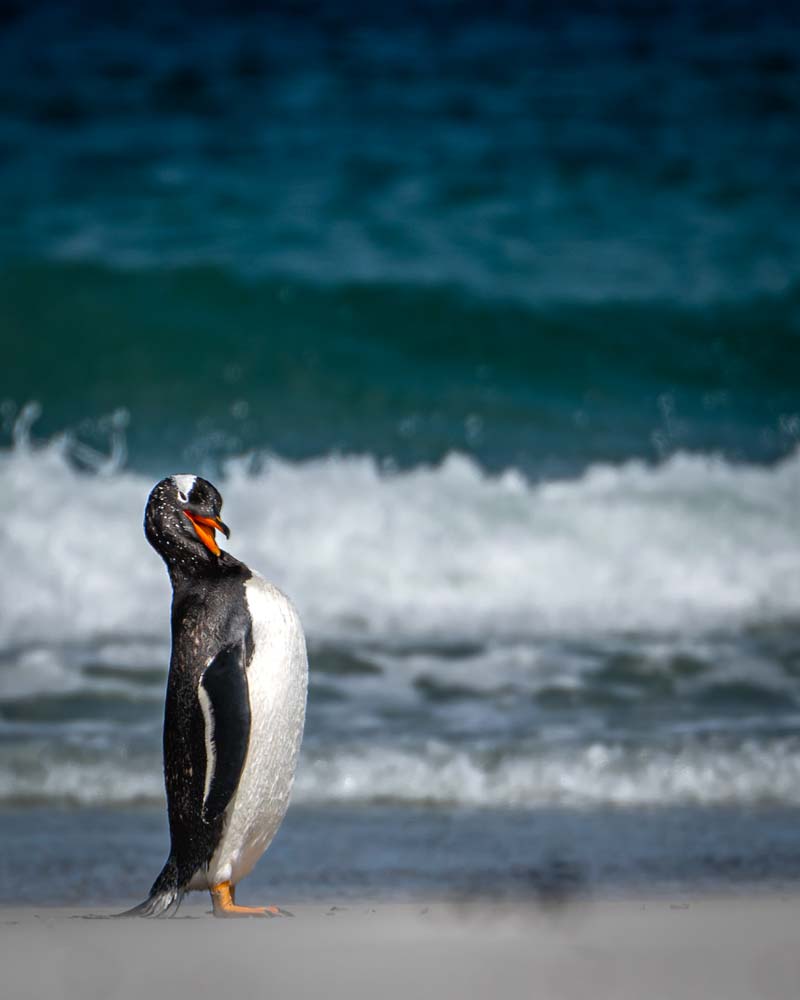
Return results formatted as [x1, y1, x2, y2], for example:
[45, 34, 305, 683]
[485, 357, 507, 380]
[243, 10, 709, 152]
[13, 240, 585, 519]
[2, 894, 798, 1000]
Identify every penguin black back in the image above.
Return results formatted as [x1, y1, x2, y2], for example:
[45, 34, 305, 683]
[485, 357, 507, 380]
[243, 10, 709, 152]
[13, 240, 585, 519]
[123, 473, 308, 919]
[126, 475, 253, 914]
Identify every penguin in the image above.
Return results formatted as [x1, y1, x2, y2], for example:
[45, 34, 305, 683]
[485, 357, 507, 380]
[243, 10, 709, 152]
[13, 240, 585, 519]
[124, 474, 308, 918]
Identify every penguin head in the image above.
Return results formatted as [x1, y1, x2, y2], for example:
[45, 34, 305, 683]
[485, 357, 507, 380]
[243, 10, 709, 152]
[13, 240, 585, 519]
[144, 474, 231, 569]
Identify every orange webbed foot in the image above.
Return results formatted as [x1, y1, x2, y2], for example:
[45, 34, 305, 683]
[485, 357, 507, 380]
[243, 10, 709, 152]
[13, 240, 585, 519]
[210, 882, 293, 918]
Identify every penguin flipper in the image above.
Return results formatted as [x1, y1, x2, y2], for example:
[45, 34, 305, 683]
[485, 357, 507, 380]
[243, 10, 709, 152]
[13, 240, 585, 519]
[122, 641, 251, 917]
[198, 640, 251, 824]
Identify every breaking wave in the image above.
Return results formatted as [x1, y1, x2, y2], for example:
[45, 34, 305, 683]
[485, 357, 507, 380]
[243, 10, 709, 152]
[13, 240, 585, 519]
[1, 429, 798, 649]
[4, 738, 800, 809]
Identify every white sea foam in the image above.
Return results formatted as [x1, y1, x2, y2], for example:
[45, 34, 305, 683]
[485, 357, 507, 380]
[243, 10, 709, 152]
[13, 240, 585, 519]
[1, 438, 798, 652]
[4, 739, 800, 809]
[0, 748, 163, 806]
[294, 739, 800, 808]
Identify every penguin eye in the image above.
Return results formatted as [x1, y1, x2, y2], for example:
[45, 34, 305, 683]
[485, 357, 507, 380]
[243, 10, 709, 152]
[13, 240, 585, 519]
[178, 491, 188, 504]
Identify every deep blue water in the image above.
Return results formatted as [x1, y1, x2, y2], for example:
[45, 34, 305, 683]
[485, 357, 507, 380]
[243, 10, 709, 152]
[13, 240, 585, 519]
[1, 0, 798, 473]
[1, 1, 800, 902]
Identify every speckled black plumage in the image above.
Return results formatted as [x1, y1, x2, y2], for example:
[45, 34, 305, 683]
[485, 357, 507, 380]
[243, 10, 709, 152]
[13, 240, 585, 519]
[124, 475, 256, 916]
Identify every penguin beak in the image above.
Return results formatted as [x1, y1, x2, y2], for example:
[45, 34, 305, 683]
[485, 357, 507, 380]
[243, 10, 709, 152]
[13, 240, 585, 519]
[183, 512, 230, 556]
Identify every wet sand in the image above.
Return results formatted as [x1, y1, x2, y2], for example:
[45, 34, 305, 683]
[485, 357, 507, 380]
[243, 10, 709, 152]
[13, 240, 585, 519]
[1, 895, 798, 1000]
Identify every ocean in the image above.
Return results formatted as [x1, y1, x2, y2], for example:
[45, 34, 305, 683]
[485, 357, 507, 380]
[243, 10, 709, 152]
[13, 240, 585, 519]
[1, 0, 800, 905]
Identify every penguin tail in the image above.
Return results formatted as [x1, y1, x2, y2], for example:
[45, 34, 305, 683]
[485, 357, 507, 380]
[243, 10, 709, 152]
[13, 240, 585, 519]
[115, 858, 184, 918]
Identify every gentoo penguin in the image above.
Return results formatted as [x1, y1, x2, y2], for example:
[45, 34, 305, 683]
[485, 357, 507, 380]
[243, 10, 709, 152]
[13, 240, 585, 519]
[124, 474, 307, 918]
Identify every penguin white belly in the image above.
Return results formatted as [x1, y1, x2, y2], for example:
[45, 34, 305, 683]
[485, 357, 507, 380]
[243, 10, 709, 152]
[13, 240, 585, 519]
[204, 575, 308, 888]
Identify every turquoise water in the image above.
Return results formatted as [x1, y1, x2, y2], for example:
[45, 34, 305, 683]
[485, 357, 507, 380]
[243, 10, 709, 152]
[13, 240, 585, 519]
[4, 262, 800, 474]
[1, 1, 800, 902]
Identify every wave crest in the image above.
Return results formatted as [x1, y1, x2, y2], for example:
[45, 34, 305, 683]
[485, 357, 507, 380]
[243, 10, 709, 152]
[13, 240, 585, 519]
[1, 435, 798, 646]
[4, 739, 800, 809]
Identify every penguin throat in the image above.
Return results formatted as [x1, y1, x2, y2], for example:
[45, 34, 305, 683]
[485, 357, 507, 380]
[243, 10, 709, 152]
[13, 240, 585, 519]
[183, 512, 221, 557]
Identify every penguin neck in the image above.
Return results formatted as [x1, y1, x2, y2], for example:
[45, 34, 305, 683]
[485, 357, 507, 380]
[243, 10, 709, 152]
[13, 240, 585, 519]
[165, 550, 240, 592]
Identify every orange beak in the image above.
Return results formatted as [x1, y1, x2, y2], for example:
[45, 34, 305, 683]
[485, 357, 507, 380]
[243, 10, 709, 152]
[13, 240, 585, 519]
[183, 512, 228, 556]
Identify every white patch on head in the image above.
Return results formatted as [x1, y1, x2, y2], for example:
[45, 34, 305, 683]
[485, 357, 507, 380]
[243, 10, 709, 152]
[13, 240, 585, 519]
[172, 474, 197, 505]
[197, 682, 216, 809]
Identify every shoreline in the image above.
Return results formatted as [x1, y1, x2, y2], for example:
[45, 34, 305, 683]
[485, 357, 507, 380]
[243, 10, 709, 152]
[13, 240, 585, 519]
[3, 894, 798, 1000]
[5, 802, 800, 908]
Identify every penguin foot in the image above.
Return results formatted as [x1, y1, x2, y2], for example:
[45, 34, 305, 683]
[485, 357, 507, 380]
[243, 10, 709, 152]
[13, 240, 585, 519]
[210, 881, 293, 919]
